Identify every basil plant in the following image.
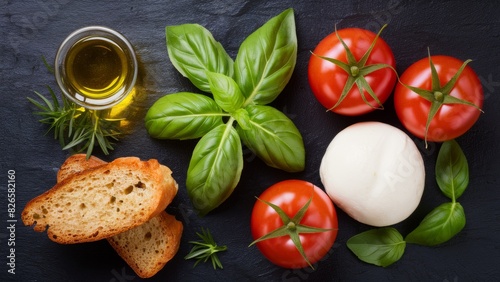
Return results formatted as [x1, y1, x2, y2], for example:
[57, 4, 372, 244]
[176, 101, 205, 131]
[145, 9, 305, 216]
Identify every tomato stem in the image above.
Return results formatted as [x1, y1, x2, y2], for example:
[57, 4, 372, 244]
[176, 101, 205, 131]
[350, 65, 360, 77]
[434, 91, 444, 102]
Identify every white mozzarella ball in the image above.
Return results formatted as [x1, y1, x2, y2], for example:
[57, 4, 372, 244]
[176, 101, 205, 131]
[320, 121, 425, 227]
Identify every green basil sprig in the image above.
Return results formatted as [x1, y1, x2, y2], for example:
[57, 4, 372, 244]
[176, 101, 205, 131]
[347, 140, 469, 266]
[145, 8, 304, 216]
[406, 139, 468, 246]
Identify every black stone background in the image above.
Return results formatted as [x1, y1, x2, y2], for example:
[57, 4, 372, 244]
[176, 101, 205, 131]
[1, 0, 499, 281]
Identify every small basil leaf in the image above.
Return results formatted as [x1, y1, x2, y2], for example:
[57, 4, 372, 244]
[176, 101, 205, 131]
[234, 8, 297, 105]
[236, 105, 304, 172]
[232, 108, 251, 131]
[145, 92, 224, 140]
[347, 227, 406, 267]
[436, 140, 469, 201]
[166, 24, 234, 93]
[187, 123, 243, 216]
[405, 202, 466, 246]
[206, 71, 245, 113]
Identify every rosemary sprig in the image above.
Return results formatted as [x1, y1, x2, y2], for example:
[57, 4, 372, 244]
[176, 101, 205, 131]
[185, 228, 227, 269]
[27, 87, 122, 158]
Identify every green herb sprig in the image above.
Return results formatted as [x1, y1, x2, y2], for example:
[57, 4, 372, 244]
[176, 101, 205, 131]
[28, 87, 122, 158]
[145, 8, 304, 216]
[405, 140, 468, 245]
[185, 228, 227, 269]
[347, 140, 469, 267]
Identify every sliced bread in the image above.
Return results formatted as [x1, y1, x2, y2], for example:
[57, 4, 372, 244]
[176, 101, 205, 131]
[107, 211, 183, 278]
[22, 157, 178, 244]
[57, 154, 183, 278]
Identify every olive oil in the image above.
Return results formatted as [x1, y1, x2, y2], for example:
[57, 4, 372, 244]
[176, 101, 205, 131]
[65, 37, 128, 99]
[55, 26, 138, 110]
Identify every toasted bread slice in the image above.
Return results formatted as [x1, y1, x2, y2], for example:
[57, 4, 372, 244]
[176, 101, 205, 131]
[108, 211, 183, 278]
[58, 154, 183, 278]
[22, 157, 178, 244]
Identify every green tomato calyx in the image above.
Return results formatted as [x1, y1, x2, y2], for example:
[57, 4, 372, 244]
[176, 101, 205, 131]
[399, 49, 483, 148]
[248, 195, 336, 269]
[311, 24, 395, 112]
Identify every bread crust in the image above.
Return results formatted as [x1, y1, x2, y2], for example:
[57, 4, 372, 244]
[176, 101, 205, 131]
[56, 154, 107, 183]
[22, 157, 177, 244]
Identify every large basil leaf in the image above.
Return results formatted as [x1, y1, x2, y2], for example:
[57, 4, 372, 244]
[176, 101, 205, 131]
[236, 105, 304, 172]
[347, 227, 406, 267]
[405, 202, 466, 246]
[145, 92, 224, 140]
[436, 140, 469, 201]
[206, 71, 245, 113]
[234, 8, 297, 105]
[187, 123, 243, 216]
[166, 24, 234, 93]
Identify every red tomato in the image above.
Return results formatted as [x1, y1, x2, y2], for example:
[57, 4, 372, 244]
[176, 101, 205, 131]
[250, 180, 338, 269]
[394, 55, 483, 142]
[308, 27, 397, 116]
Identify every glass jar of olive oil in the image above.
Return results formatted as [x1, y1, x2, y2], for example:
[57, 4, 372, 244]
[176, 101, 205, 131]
[55, 26, 138, 110]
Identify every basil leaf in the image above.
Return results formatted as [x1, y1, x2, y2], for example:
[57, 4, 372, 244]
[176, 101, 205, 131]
[236, 105, 304, 172]
[232, 108, 251, 131]
[166, 24, 234, 93]
[206, 71, 245, 113]
[187, 122, 243, 216]
[234, 8, 297, 105]
[347, 227, 406, 267]
[436, 140, 469, 201]
[145, 92, 224, 140]
[405, 202, 466, 246]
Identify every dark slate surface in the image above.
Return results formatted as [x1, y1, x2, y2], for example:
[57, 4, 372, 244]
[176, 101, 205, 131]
[1, 0, 500, 281]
